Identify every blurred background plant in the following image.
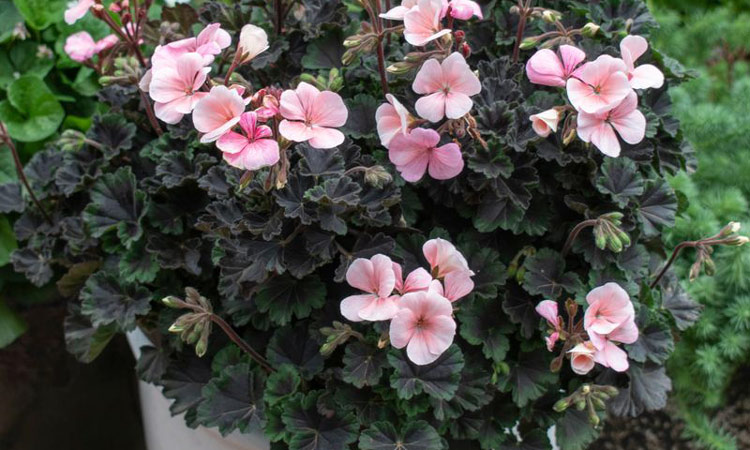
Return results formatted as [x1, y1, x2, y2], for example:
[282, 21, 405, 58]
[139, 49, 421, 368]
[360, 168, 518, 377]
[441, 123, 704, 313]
[651, 0, 750, 448]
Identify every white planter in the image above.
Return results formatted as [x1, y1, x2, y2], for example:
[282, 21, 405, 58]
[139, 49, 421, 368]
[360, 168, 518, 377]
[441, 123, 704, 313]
[126, 329, 270, 450]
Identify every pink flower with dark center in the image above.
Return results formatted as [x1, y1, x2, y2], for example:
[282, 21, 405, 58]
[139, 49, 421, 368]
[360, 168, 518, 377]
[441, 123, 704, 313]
[217, 112, 280, 171]
[413, 52, 482, 122]
[423, 238, 473, 279]
[278, 82, 348, 149]
[389, 290, 456, 365]
[569, 341, 596, 375]
[620, 35, 664, 90]
[393, 263, 432, 295]
[525, 45, 586, 87]
[380, 0, 417, 20]
[149, 52, 210, 124]
[577, 91, 646, 157]
[583, 282, 635, 335]
[340, 254, 400, 322]
[192, 85, 246, 142]
[403, 0, 451, 46]
[64, 0, 95, 25]
[529, 108, 561, 137]
[566, 55, 632, 115]
[449, 0, 483, 20]
[388, 128, 464, 182]
[376, 94, 414, 147]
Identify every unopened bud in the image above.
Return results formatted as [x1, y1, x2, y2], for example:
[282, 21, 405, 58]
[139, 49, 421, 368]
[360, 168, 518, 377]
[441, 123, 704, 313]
[608, 235, 623, 253]
[562, 126, 577, 146]
[541, 10, 562, 23]
[594, 226, 607, 250]
[342, 49, 358, 66]
[387, 62, 412, 75]
[704, 257, 716, 276]
[575, 399, 586, 411]
[519, 36, 539, 50]
[581, 22, 600, 38]
[461, 42, 472, 59]
[600, 385, 619, 397]
[689, 259, 702, 282]
[509, 5, 520, 14]
[162, 296, 182, 308]
[343, 36, 362, 48]
[168, 322, 185, 333]
[195, 338, 207, 357]
[553, 398, 569, 412]
[364, 165, 393, 188]
[719, 221, 742, 237]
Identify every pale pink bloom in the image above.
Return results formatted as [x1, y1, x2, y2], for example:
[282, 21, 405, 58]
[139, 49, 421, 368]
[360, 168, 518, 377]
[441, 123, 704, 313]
[569, 341, 596, 375]
[535, 300, 560, 328]
[149, 52, 210, 124]
[393, 264, 432, 295]
[255, 95, 280, 120]
[217, 112, 280, 171]
[566, 55, 632, 114]
[423, 238, 473, 278]
[376, 94, 413, 147]
[403, 0, 451, 46]
[340, 255, 399, 322]
[238, 24, 269, 64]
[584, 282, 635, 335]
[620, 35, 664, 90]
[278, 82, 348, 149]
[152, 23, 231, 70]
[591, 321, 638, 373]
[413, 52, 481, 122]
[577, 91, 646, 157]
[389, 290, 456, 365]
[192, 85, 246, 142]
[449, 0, 482, 20]
[380, 0, 417, 20]
[139, 69, 152, 93]
[388, 128, 464, 182]
[529, 108, 560, 138]
[95, 34, 119, 53]
[442, 270, 474, 302]
[64, 0, 94, 25]
[545, 332, 559, 352]
[64, 32, 98, 62]
[525, 45, 586, 88]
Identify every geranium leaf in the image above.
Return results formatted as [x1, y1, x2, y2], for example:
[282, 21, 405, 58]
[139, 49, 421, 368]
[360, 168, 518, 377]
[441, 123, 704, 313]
[265, 364, 302, 406]
[502, 283, 539, 339]
[0, 75, 63, 142]
[388, 344, 465, 401]
[0, 183, 23, 213]
[57, 260, 101, 298]
[80, 270, 151, 330]
[459, 296, 513, 362]
[255, 274, 327, 326]
[281, 391, 358, 450]
[306, 176, 362, 206]
[10, 247, 53, 287]
[554, 410, 598, 450]
[63, 304, 117, 363]
[473, 193, 524, 233]
[522, 248, 582, 298]
[136, 346, 169, 384]
[196, 362, 266, 436]
[637, 180, 677, 236]
[146, 234, 203, 276]
[158, 352, 213, 417]
[267, 325, 324, 379]
[359, 420, 445, 450]
[55, 148, 101, 197]
[298, 143, 346, 177]
[301, 29, 345, 69]
[606, 363, 672, 418]
[458, 240, 507, 300]
[274, 173, 316, 224]
[429, 360, 493, 421]
[341, 341, 388, 388]
[0, 216, 16, 267]
[82, 167, 148, 249]
[343, 94, 378, 140]
[120, 239, 160, 283]
[595, 158, 645, 208]
[660, 282, 702, 330]
[156, 151, 216, 189]
[498, 352, 557, 407]
[89, 114, 137, 159]
[626, 319, 674, 365]
[335, 232, 395, 282]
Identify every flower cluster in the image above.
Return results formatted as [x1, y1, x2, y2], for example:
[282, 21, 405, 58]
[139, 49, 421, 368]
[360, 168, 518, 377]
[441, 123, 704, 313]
[340, 238, 474, 365]
[526, 36, 664, 157]
[537, 282, 639, 375]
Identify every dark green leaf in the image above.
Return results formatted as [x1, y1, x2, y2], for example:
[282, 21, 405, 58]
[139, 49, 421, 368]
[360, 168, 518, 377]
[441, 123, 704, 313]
[595, 158, 644, 208]
[265, 364, 302, 406]
[136, 346, 169, 383]
[196, 363, 266, 436]
[637, 180, 677, 236]
[555, 410, 599, 450]
[459, 296, 512, 362]
[89, 114, 137, 159]
[282, 391, 358, 450]
[10, 247, 52, 286]
[63, 304, 116, 363]
[343, 94, 378, 140]
[498, 352, 556, 407]
[80, 271, 151, 330]
[388, 344, 465, 400]
[301, 29, 345, 69]
[341, 341, 388, 388]
[359, 421, 445, 450]
[522, 248, 582, 299]
[267, 325, 324, 379]
[607, 364, 672, 418]
[0, 297, 26, 348]
[0, 76, 63, 142]
[255, 274, 326, 326]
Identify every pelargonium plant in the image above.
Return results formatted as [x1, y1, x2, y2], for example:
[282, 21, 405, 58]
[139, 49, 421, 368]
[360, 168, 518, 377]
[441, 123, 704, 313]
[2, 0, 746, 448]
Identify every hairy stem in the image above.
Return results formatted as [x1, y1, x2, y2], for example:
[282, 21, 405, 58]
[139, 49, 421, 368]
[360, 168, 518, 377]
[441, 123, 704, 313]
[561, 219, 598, 257]
[373, 0, 390, 95]
[138, 89, 164, 136]
[512, 0, 532, 63]
[209, 314, 276, 373]
[1, 129, 52, 224]
[649, 241, 695, 289]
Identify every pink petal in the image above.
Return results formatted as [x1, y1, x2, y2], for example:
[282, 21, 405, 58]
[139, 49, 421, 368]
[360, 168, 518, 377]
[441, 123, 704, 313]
[238, 111, 259, 138]
[589, 120, 621, 157]
[427, 142, 464, 180]
[308, 127, 345, 149]
[340, 294, 376, 322]
[620, 35, 649, 66]
[217, 131, 251, 155]
[611, 109, 646, 145]
[559, 45, 586, 76]
[223, 139, 281, 171]
[406, 331, 436, 365]
[390, 308, 418, 348]
[415, 92, 447, 123]
[423, 315, 456, 356]
[608, 318, 639, 345]
[630, 64, 664, 89]
[444, 92, 473, 119]
[380, 5, 412, 20]
[358, 295, 400, 321]
[402, 267, 433, 293]
[371, 254, 397, 298]
[598, 341, 630, 372]
[64, 0, 94, 25]
[192, 85, 245, 142]
[278, 120, 315, 143]
[442, 270, 473, 301]
[346, 258, 377, 293]
[311, 91, 348, 127]
[413, 58, 445, 94]
[526, 49, 565, 87]
[153, 101, 185, 124]
[422, 238, 472, 278]
[535, 300, 559, 327]
[279, 89, 307, 122]
[442, 52, 481, 96]
[449, 0, 482, 20]
[376, 104, 402, 147]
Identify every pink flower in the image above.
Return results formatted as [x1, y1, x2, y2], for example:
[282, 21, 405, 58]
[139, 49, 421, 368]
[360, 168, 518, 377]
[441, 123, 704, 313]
[569, 342, 596, 375]
[545, 332, 559, 352]
[590, 320, 638, 372]
[192, 85, 246, 142]
[149, 52, 210, 124]
[64, 0, 95, 25]
[278, 82, 348, 149]
[620, 35, 664, 90]
[535, 300, 560, 328]
[413, 52, 481, 122]
[64, 32, 98, 62]
[423, 238, 473, 278]
[138, 69, 152, 93]
[340, 255, 399, 322]
[393, 264, 432, 295]
[529, 108, 561, 138]
[376, 94, 413, 147]
[566, 55, 632, 115]
[380, 0, 418, 20]
[441, 270, 474, 302]
[95, 34, 119, 53]
[577, 91, 646, 157]
[388, 128, 464, 182]
[217, 112, 280, 171]
[584, 282, 635, 335]
[525, 45, 586, 88]
[389, 290, 456, 365]
[151, 23, 231, 70]
[403, 0, 451, 46]
[449, 0, 482, 20]
[238, 24, 269, 64]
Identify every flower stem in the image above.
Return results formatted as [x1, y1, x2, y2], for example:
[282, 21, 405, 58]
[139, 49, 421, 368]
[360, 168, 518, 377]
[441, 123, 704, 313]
[372, 0, 390, 95]
[139, 89, 163, 136]
[561, 219, 598, 257]
[512, 0, 532, 63]
[209, 314, 276, 373]
[649, 241, 694, 289]
[0, 127, 52, 224]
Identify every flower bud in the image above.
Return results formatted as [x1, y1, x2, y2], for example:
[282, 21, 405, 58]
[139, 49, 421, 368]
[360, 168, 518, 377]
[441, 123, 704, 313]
[162, 296, 182, 308]
[608, 235, 623, 253]
[553, 398, 570, 412]
[562, 126, 577, 146]
[594, 226, 607, 250]
[703, 256, 716, 276]
[581, 22, 600, 38]
[238, 24, 270, 64]
[342, 49, 358, 66]
[519, 36, 539, 50]
[599, 385, 619, 397]
[541, 10, 562, 23]
[387, 62, 413, 75]
[461, 42, 472, 59]
[364, 165, 393, 188]
[575, 399, 586, 411]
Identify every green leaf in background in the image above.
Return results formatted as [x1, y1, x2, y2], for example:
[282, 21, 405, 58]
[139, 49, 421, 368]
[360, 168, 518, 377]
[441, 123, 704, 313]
[0, 146, 18, 184]
[0, 0, 24, 43]
[0, 75, 64, 142]
[0, 296, 26, 347]
[13, 0, 68, 30]
[0, 41, 55, 89]
[0, 216, 18, 266]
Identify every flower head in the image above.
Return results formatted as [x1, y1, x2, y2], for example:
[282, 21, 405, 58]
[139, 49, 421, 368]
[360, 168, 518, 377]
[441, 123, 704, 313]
[217, 112, 280, 171]
[423, 238, 473, 279]
[192, 85, 246, 142]
[448, 0, 483, 20]
[389, 290, 456, 365]
[413, 52, 481, 122]
[388, 128, 464, 182]
[566, 55, 632, 115]
[393, 264, 432, 295]
[403, 0, 451, 46]
[279, 82, 348, 149]
[525, 45, 586, 87]
[380, 0, 417, 20]
[149, 52, 211, 124]
[376, 94, 413, 147]
[529, 108, 561, 138]
[238, 24, 269, 64]
[64, 0, 95, 25]
[583, 282, 635, 335]
[620, 35, 664, 90]
[569, 341, 596, 375]
[591, 321, 638, 372]
[441, 270, 474, 302]
[152, 23, 230, 70]
[340, 255, 399, 322]
[577, 91, 646, 157]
